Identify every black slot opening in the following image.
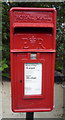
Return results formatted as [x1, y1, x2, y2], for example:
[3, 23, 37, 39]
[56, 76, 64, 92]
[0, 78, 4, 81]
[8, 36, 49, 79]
[14, 27, 53, 34]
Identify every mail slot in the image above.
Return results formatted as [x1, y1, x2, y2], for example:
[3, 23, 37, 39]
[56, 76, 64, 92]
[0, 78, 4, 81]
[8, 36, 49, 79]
[10, 7, 56, 112]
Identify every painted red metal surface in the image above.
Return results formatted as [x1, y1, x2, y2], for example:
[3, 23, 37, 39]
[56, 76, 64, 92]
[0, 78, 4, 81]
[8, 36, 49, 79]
[10, 7, 56, 112]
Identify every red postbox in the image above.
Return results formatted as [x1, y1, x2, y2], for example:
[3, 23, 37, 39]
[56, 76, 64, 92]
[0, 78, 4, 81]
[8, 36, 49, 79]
[10, 7, 56, 112]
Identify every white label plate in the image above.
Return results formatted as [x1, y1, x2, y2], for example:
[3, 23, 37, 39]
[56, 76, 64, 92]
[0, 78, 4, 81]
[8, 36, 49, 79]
[24, 63, 42, 95]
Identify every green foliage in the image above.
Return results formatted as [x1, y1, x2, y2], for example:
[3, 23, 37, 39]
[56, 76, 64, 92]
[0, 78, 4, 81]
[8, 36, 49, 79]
[2, 2, 65, 78]
[0, 59, 8, 71]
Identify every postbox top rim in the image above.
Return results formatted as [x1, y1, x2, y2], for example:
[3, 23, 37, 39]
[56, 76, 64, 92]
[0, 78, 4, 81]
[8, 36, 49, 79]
[10, 7, 56, 13]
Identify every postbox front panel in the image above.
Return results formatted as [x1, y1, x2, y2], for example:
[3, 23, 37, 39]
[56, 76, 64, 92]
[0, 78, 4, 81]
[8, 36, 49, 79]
[11, 52, 55, 112]
[10, 8, 56, 112]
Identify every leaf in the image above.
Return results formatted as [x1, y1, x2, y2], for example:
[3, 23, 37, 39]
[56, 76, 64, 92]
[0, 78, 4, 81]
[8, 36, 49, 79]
[0, 63, 8, 71]
[0, 59, 8, 71]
